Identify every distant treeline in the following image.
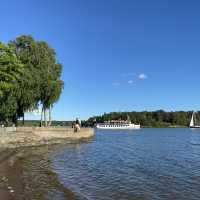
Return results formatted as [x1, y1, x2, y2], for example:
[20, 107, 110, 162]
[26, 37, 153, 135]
[85, 110, 199, 127]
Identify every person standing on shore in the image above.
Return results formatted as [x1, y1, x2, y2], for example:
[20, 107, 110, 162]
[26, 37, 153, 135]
[74, 118, 81, 132]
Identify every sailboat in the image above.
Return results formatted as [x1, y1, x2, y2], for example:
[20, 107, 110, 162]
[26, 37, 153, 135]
[189, 112, 200, 128]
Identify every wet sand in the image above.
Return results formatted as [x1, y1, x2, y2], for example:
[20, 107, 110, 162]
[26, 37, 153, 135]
[0, 145, 79, 200]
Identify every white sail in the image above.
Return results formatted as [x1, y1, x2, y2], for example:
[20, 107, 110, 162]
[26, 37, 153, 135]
[190, 112, 194, 127]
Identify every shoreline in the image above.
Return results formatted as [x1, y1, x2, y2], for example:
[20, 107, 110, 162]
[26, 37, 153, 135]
[141, 126, 188, 128]
[0, 145, 80, 200]
[0, 128, 94, 199]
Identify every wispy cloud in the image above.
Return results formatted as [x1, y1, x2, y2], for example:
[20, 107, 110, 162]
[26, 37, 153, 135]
[138, 73, 147, 80]
[128, 80, 133, 84]
[112, 82, 120, 86]
[112, 72, 147, 86]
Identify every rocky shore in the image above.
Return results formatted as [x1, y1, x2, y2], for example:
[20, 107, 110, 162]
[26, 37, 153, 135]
[0, 127, 94, 149]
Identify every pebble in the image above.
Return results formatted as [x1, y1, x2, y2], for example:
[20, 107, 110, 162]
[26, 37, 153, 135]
[2, 176, 8, 182]
[7, 186, 14, 193]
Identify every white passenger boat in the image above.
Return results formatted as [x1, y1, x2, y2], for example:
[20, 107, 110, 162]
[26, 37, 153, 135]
[96, 116, 140, 130]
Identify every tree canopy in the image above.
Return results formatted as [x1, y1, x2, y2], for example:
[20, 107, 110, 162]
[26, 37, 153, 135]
[0, 35, 63, 126]
[0, 42, 23, 96]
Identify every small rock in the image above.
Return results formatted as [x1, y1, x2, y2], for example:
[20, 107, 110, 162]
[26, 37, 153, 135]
[8, 186, 12, 190]
[2, 176, 8, 182]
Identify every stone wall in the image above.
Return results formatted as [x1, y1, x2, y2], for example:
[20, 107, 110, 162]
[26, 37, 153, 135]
[0, 127, 94, 148]
[0, 127, 16, 135]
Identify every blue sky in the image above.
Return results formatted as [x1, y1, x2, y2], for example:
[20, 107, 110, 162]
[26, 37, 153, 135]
[1, 0, 200, 120]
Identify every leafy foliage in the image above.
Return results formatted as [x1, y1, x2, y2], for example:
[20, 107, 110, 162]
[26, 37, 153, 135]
[0, 35, 63, 125]
[0, 42, 23, 96]
[0, 42, 24, 123]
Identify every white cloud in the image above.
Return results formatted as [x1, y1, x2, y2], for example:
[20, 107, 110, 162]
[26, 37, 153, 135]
[112, 82, 120, 86]
[138, 73, 147, 80]
[128, 80, 133, 84]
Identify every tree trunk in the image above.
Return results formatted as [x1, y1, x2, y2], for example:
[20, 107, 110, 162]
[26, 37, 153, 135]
[22, 112, 25, 126]
[44, 108, 48, 127]
[48, 105, 52, 126]
[40, 107, 43, 127]
[13, 113, 18, 127]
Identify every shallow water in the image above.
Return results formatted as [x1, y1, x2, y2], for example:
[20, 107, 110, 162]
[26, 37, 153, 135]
[51, 128, 200, 200]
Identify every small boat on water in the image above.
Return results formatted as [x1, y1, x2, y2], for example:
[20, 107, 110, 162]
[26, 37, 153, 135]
[96, 116, 140, 130]
[189, 112, 200, 128]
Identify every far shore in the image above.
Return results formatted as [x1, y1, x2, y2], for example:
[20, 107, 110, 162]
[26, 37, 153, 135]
[141, 125, 188, 128]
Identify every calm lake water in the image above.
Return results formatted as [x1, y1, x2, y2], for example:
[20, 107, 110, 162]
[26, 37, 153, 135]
[0, 129, 200, 200]
[51, 128, 200, 200]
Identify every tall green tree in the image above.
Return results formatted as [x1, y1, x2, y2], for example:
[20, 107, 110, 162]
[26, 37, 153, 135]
[9, 35, 63, 126]
[35, 41, 63, 126]
[9, 36, 41, 124]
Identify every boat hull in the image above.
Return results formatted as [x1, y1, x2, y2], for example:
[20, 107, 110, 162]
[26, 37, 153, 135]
[96, 125, 140, 130]
[190, 126, 200, 128]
